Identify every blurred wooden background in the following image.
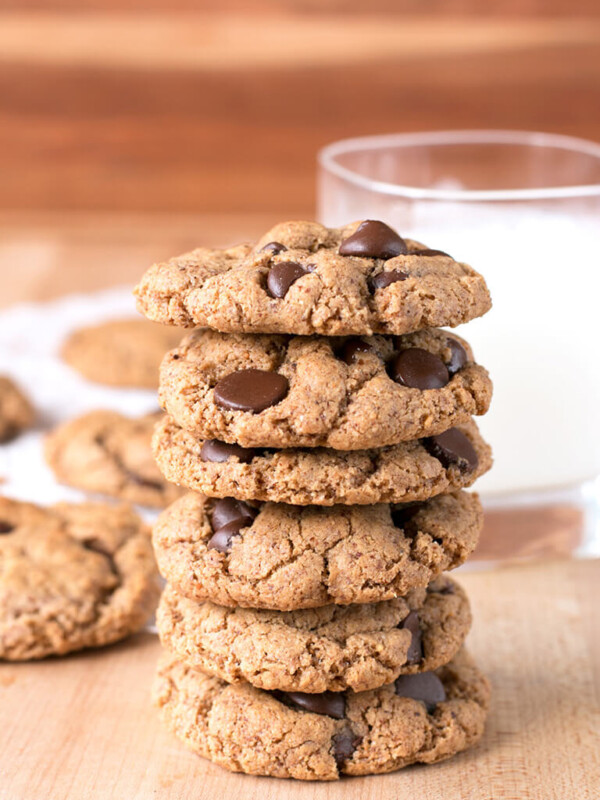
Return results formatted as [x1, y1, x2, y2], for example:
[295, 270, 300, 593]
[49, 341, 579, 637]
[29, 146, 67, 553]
[0, 0, 599, 301]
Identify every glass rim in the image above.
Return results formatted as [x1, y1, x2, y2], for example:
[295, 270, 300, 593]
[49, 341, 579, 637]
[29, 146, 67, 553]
[318, 129, 600, 202]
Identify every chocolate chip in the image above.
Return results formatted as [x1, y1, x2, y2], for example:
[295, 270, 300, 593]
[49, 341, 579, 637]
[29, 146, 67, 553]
[391, 503, 422, 528]
[389, 348, 449, 390]
[369, 269, 409, 292]
[399, 610, 423, 665]
[267, 261, 308, 298]
[428, 580, 454, 596]
[425, 428, 478, 473]
[395, 672, 446, 712]
[338, 338, 373, 365]
[339, 220, 408, 259]
[207, 521, 244, 553]
[260, 241, 287, 255]
[277, 690, 346, 719]
[200, 439, 256, 464]
[332, 729, 362, 768]
[0, 521, 14, 534]
[445, 338, 468, 376]
[214, 369, 289, 412]
[408, 248, 452, 259]
[211, 498, 257, 532]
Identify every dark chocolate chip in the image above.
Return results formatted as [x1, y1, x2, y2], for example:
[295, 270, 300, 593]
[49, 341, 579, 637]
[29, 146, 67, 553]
[260, 241, 287, 255]
[214, 369, 289, 413]
[277, 690, 346, 719]
[399, 610, 423, 665]
[391, 503, 422, 528]
[200, 439, 256, 464]
[339, 220, 408, 260]
[267, 261, 308, 298]
[332, 729, 362, 769]
[389, 348, 449, 390]
[0, 520, 15, 534]
[425, 428, 478, 473]
[395, 672, 446, 713]
[207, 521, 244, 553]
[446, 338, 468, 376]
[338, 338, 373, 365]
[211, 497, 258, 532]
[369, 269, 409, 292]
[407, 248, 452, 259]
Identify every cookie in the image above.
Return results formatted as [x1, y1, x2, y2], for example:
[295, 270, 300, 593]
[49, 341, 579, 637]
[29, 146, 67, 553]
[62, 318, 182, 389]
[153, 414, 491, 506]
[158, 328, 492, 450]
[157, 574, 471, 694]
[153, 491, 482, 611]
[0, 376, 34, 443]
[0, 497, 160, 660]
[153, 647, 490, 780]
[135, 219, 491, 336]
[45, 410, 185, 509]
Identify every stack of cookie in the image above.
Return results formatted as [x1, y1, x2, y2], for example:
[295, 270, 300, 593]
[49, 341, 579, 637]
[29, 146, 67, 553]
[135, 219, 494, 781]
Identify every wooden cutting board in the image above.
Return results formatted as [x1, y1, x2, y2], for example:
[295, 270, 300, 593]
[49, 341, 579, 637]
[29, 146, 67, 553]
[1, 558, 598, 800]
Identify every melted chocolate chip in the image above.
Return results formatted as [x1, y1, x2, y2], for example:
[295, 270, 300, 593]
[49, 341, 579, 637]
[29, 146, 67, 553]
[211, 498, 257, 532]
[399, 610, 423, 665]
[260, 241, 287, 255]
[408, 248, 452, 259]
[389, 348, 450, 390]
[339, 220, 408, 260]
[391, 503, 422, 528]
[277, 690, 346, 719]
[395, 672, 446, 713]
[214, 369, 289, 413]
[0, 520, 14, 534]
[267, 261, 308, 298]
[332, 729, 362, 768]
[369, 269, 409, 292]
[200, 439, 256, 464]
[425, 428, 478, 473]
[446, 338, 468, 376]
[207, 521, 244, 553]
[338, 338, 373, 365]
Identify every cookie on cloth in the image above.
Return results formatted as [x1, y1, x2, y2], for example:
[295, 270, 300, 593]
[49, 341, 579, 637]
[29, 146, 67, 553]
[0, 376, 34, 443]
[135, 219, 491, 336]
[0, 497, 160, 660]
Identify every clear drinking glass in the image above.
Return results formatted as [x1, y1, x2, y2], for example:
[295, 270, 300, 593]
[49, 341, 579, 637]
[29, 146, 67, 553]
[318, 130, 600, 561]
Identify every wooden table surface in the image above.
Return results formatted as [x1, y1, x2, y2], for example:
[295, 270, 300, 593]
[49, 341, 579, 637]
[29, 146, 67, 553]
[1, 559, 598, 800]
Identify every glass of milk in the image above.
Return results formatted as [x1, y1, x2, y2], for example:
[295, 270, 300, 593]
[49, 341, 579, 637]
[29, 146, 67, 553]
[318, 130, 600, 559]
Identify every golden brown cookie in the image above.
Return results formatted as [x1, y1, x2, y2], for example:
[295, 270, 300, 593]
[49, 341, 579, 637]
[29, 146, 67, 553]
[153, 647, 490, 780]
[62, 318, 182, 389]
[0, 497, 160, 660]
[157, 575, 471, 693]
[45, 410, 185, 509]
[0, 376, 34, 443]
[153, 491, 482, 611]
[135, 219, 491, 336]
[158, 328, 492, 450]
[153, 414, 492, 506]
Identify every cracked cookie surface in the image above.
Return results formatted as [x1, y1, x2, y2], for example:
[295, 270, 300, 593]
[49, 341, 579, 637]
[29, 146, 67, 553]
[45, 410, 185, 509]
[135, 220, 491, 336]
[62, 318, 183, 389]
[152, 491, 482, 611]
[153, 647, 490, 780]
[0, 376, 34, 442]
[154, 414, 491, 505]
[159, 328, 492, 450]
[157, 574, 471, 693]
[0, 497, 160, 660]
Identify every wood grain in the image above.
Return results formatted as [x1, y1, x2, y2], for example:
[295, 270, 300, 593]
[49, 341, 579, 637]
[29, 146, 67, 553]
[0, 559, 598, 799]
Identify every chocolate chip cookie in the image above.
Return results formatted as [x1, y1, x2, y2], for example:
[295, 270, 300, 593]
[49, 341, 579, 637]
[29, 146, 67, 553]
[0, 497, 160, 660]
[135, 219, 491, 336]
[0, 376, 34, 443]
[62, 318, 182, 389]
[157, 574, 470, 693]
[153, 647, 490, 780]
[45, 410, 185, 508]
[153, 414, 491, 506]
[158, 328, 492, 450]
[153, 491, 482, 611]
